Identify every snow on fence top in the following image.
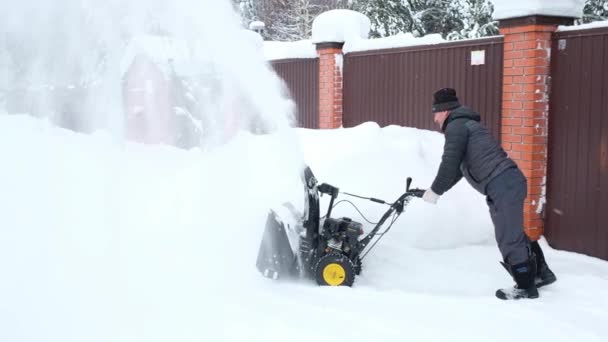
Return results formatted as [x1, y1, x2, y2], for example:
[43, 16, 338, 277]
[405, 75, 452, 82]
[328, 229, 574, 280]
[311, 9, 370, 44]
[492, 0, 585, 20]
[263, 33, 503, 59]
[557, 19, 608, 32]
[343, 33, 445, 54]
[263, 40, 317, 61]
[261, 32, 448, 60]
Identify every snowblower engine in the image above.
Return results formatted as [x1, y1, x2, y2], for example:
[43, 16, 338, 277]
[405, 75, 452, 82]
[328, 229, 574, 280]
[316, 183, 365, 256]
[321, 217, 364, 253]
[256, 166, 424, 287]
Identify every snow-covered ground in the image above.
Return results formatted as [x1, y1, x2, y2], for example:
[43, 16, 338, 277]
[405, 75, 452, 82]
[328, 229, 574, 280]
[1, 114, 607, 342]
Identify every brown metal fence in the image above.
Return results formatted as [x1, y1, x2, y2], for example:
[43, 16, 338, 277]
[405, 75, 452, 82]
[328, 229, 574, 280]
[270, 58, 319, 129]
[545, 27, 608, 261]
[343, 37, 504, 138]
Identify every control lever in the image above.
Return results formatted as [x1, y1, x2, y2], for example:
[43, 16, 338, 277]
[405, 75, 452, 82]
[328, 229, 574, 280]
[406, 177, 425, 198]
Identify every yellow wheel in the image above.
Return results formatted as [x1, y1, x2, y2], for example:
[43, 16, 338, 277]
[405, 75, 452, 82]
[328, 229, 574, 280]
[315, 253, 355, 286]
[323, 263, 346, 286]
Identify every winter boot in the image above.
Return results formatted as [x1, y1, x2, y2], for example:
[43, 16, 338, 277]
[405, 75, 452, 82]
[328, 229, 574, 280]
[530, 240, 557, 288]
[496, 258, 539, 300]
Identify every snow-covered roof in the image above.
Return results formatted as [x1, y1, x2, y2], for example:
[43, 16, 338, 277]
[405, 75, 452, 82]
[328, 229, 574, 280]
[492, 0, 585, 20]
[263, 40, 318, 61]
[343, 33, 445, 54]
[311, 9, 370, 44]
[557, 19, 608, 32]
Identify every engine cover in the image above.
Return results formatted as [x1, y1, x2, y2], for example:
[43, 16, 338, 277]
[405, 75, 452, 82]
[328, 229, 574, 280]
[322, 217, 364, 240]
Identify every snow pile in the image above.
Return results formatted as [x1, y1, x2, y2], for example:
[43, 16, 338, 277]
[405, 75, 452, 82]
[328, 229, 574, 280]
[343, 33, 445, 54]
[0, 114, 306, 341]
[297, 122, 493, 249]
[558, 19, 608, 31]
[1, 114, 608, 342]
[311, 9, 371, 44]
[492, 0, 586, 20]
[263, 40, 318, 61]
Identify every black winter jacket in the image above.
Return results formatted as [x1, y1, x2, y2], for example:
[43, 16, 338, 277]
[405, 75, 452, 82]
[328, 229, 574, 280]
[430, 106, 517, 196]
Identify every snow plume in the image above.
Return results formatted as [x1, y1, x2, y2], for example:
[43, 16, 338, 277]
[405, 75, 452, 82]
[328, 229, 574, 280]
[0, 0, 296, 148]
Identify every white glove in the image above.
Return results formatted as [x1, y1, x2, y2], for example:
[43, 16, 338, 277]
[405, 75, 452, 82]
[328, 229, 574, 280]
[422, 189, 440, 204]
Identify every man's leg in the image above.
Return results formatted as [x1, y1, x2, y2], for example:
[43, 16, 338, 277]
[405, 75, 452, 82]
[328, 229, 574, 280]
[486, 170, 529, 264]
[486, 169, 538, 299]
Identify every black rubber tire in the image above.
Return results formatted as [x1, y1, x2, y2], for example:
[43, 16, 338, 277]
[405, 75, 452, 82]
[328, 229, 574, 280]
[314, 252, 356, 287]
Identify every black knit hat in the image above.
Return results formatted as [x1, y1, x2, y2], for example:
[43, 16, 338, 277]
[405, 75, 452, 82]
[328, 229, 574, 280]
[432, 88, 461, 113]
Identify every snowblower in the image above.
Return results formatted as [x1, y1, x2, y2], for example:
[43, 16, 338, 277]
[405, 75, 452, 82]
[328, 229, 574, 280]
[256, 166, 425, 287]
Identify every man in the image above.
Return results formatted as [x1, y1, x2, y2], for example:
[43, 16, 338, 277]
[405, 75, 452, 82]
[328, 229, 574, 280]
[422, 88, 557, 300]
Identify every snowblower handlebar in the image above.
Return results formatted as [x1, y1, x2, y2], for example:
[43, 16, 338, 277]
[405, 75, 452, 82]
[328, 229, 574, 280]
[407, 189, 425, 198]
[405, 176, 425, 199]
[357, 179, 425, 252]
[317, 183, 339, 218]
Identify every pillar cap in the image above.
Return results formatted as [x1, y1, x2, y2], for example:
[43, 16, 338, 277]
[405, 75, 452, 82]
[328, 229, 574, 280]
[315, 42, 345, 50]
[492, 0, 585, 21]
[499, 15, 575, 29]
[312, 9, 369, 45]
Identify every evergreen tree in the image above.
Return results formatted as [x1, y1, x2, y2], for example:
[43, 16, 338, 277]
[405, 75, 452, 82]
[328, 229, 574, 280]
[234, 0, 503, 41]
[234, 0, 350, 41]
[348, 0, 496, 39]
[235, 0, 257, 27]
[582, 0, 608, 23]
[446, 0, 498, 40]
[350, 0, 421, 38]
[409, 0, 461, 37]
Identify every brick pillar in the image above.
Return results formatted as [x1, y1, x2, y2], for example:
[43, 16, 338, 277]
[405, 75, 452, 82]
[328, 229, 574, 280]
[499, 16, 573, 240]
[316, 42, 344, 129]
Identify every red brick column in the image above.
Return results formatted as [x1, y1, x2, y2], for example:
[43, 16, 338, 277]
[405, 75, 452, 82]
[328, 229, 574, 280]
[316, 42, 344, 129]
[499, 16, 573, 240]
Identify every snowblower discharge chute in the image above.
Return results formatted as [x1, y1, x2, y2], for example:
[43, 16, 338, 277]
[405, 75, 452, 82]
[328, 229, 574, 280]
[256, 166, 425, 287]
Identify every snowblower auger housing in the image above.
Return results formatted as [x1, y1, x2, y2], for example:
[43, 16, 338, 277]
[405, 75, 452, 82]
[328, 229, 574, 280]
[256, 166, 424, 287]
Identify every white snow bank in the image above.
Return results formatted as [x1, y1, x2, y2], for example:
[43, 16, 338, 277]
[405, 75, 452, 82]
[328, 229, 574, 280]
[311, 9, 370, 44]
[492, 0, 586, 20]
[297, 122, 493, 249]
[0, 114, 306, 342]
[1, 114, 608, 342]
[558, 19, 608, 32]
[343, 33, 445, 54]
[263, 40, 318, 61]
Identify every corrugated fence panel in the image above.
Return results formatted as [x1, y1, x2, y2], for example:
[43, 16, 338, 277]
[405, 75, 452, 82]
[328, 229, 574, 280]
[270, 58, 319, 129]
[343, 37, 504, 139]
[546, 27, 608, 261]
